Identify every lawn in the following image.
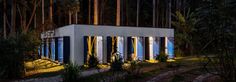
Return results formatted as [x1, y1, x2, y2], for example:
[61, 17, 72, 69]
[24, 59, 64, 78]
[22, 56, 205, 82]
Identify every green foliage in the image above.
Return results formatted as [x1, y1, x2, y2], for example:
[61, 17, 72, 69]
[175, 49, 184, 57]
[88, 54, 99, 68]
[63, 63, 81, 82]
[196, 0, 236, 53]
[172, 9, 199, 55]
[21, 31, 41, 60]
[0, 37, 25, 79]
[196, 1, 236, 80]
[0, 31, 40, 79]
[110, 53, 124, 72]
[156, 52, 168, 62]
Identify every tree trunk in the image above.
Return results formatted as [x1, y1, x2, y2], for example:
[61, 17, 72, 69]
[69, 11, 72, 24]
[11, 0, 16, 36]
[22, 8, 26, 32]
[125, 0, 129, 25]
[42, 0, 45, 32]
[75, 12, 78, 24]
[3, 0, 7, 39]
[166, 1, 168, 28]
[25, 0, 41, 33]
[34, 1, 37, 29]
[94, 0, 98, 25]
[156, 0, 159, 27]
[116, 0, 121, 26]
[168, 0, 171, 28]
[34, 14, 37, 28]
[50, 0, 53, 23]
[88, 0, 91, 24]
[153, 0, 156, 27]
[136, 0, 140, 27]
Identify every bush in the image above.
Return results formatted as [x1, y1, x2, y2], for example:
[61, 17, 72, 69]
[110, 53, 124, 72]
[62, 63, 81, 82]
[0, 31, 40, 79]
[88, 54, 99, 68]
[0, 37, 25, 79]
[156, 52, 168, 62]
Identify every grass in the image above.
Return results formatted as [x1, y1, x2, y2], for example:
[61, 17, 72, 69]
[24, 59, 64, 78]
[22, 56, 205, 82]
[116, 56, 204, 82]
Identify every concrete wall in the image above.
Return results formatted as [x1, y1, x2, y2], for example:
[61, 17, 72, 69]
[47, 24, 174, 65]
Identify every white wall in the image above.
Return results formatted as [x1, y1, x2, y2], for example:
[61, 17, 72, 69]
[44, 24, 174, 65]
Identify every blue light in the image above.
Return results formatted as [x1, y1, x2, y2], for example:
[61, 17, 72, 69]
[167, 37, 174, 58]
[46, 40, 49, 58]
[137, 38, 143, 60]
[153, 38, 160, 58]
[51, 39, 55, 61]
[38, 47, 41, 57]
[117, 37, 124, 61]
[58, 38, 64, 63]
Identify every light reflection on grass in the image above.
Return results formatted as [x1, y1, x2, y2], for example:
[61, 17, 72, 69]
[24, 59, 64, 77]
[145, 59, 159, 63]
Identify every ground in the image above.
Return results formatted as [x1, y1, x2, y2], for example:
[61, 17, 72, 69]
[12, 56, 221, 82]
[24, 59, 64, 78]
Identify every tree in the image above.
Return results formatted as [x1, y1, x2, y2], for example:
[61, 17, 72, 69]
[153, 0, 155, 27]
[116, 0, 121, 26]
[196, 0, 236, 81]
[94, 0, 98, 25]
[10, 0, 16, 37]
[172, 9, 199, 55]
[136, 0, 140, 27]
[49, 0, 53, 23]
[17, 0, 42, 34]
[3, 0, 7, 39]
[42, 0, 45, 32]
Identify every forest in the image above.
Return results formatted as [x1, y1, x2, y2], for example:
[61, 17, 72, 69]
[0, 0, 236, 81]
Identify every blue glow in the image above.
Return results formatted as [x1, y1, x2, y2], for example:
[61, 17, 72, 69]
[51, 39, 55, 61]
[117, 38, 124, 61]
[38, 47, 41, 57]
[46, 40, 49, 58]
[137, 38, 143, 60]
[58, 38, 64, 63]
[167, 37, 174, 58]
[153, 38, 160, 58]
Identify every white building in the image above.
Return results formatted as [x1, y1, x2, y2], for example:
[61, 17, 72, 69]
[40, 24, 174, 66]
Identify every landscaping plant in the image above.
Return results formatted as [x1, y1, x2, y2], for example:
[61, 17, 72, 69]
[0, 31, 40, 79]
[63, 62, 81, 82]
[88, 54, 99, 68]
[156, 52, 168, 62]
[110, 52, 124, 72]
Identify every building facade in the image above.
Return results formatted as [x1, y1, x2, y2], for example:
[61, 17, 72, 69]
[39, 24, 174, 66]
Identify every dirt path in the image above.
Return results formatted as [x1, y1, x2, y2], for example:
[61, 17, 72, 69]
[147, 66, 199, 82]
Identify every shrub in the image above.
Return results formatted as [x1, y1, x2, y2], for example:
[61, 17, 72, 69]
[110, 53, 124, 72]
[0, 37, 25, 79]
[156, 52, 168, 62]
[0, 31, 40, 79]
[88, 54, 99, 68]
[62, 63, 81, 82]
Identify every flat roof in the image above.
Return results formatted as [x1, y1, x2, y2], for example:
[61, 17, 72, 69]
[42, 24, 174, 38]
